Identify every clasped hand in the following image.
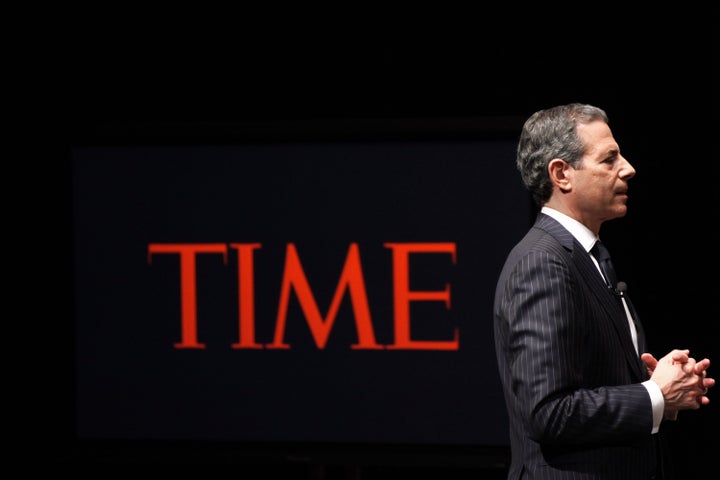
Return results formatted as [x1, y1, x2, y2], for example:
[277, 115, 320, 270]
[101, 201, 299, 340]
[642, 349, 714, 411]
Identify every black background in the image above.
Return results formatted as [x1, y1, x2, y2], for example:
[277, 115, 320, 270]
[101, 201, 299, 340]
[21, 6, 718, 479]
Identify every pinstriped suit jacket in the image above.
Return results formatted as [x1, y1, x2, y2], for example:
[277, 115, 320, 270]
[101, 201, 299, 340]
[493, 213, 666, 479]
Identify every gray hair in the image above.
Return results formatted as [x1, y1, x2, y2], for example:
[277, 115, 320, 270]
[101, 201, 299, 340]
[516, 103, 609, 206]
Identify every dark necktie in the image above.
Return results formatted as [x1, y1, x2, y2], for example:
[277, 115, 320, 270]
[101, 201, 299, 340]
[591, 240, 618, 289]
[591, 240, 643, 354]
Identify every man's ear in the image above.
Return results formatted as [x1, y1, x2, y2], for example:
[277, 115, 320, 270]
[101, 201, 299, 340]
[548, 159, 573, 193]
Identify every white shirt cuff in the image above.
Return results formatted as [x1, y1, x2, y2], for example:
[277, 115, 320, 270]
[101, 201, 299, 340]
[642, 380, 665, 433]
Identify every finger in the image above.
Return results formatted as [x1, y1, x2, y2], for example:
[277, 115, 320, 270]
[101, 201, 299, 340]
[671, 349, 690, 363]
[641, 353, 658, 368]
[694, 358, 711, 374]
[682, 358, 697, 373]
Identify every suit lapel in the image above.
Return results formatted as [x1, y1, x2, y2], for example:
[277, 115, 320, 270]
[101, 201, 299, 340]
[535, 214, 646, 380]
[574, 245, 646, 380]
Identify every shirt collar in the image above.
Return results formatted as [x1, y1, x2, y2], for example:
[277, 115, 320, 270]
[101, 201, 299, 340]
[541, 206, 598, 253]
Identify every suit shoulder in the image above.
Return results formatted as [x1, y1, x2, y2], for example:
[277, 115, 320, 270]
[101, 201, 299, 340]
[511, 226, 568, 258]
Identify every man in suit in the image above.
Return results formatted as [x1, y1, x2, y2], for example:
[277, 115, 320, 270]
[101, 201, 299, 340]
[493, 103, 714, 479]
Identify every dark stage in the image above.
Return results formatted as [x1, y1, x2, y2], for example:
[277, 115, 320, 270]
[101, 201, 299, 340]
[20, 9, 718, 479]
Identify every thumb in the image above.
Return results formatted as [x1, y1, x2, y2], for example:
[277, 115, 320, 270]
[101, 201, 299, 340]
[641, 353, 658, 371]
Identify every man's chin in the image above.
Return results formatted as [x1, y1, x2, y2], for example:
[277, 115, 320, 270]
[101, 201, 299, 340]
[607, 206, 628, 220]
